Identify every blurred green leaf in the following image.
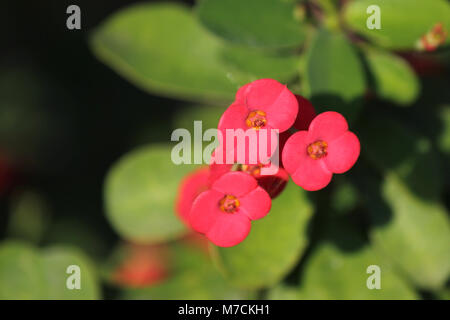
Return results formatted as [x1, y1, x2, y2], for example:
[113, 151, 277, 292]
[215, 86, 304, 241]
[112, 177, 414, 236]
[7, 191, 50, 243]
[0, 242, 46, 299]
[305, 29, 366, 121]
[267, 284, 301, 300]
[172, 105, 225, 132]
[437, 288, 450, 300]
[104, 144, 193, 243]
[41, 246, 100, 300]
[122, 244, 247, 299]
[0, 242, 101, 299]
[295, 230, 418, 299]
[197, 0, 306, 49]
[343, 0, 450, 50]
[212, 181, 313, 289]
[91, 3, 253, 102]
[316, 0, 340, 30]
[368, 174, 450, 290]
[291, 219, 418, 300]
[364, 48, 419, 105]
[220, 46, 301, 83]
[172, 105, 225, 163]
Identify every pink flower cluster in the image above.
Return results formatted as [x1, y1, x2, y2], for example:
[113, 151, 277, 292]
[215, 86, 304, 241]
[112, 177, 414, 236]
[176, 79, 360, 247]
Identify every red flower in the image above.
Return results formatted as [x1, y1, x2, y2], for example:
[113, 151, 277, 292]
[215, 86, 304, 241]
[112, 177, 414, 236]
[112, 243, 168, 288]
[189, 172, 271, 247]
[215, 79, 298, 165]
[232, 79, 298, 132]
[175, 167, 210, 226]
[282, 112, 360, 191]
[418, 22, 447, 52]
[292, 95, 317, 131]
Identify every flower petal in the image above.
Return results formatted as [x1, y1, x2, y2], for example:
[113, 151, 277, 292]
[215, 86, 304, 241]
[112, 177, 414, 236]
[239, 186, 271, 220]
[243, 79, 298, 132]
[208, 162, 232, 186]
[324, 131, 360, 174]
[211, 171, 257, 197]
[235, 82, 251, 103]
[206, 213, 251, 247]
[291, 158, 332, 191]
[189, 190, 223, 234]
[176, 167, 210, 225]
[281, 130, 309, 175]
[218, 102, 248, 131]
[307, 111, 349, 142]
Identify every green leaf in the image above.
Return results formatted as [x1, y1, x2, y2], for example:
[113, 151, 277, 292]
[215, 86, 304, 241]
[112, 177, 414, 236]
[197, 0, 306, 49]
[172, 105, 226, 164]
[0, 242, 101, 299]
[104, 144, 194, 243]
[369, 174, 450, 290]
[211, 181, 313, 289]
[90, 3, 253, 102]
[41, 246, 100, 299]
[343, 0, 450, 50]
[122, 244, 248, 299]
[437, 288, 450, 300]
[296, 221, 418, 299]
[305, 29, 366, 121]
[172, 105, 225, 132]
[267, 284, 301, 300]
[220, 45, 301, 83]
[0, 241, 46, 299]
[364, 48, 419, 105]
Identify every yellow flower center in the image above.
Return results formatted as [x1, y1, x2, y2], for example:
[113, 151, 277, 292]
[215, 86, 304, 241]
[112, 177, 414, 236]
[219, 195, 240, 213]
[307, 140, 328, 160]
[246, 110, 267, 130]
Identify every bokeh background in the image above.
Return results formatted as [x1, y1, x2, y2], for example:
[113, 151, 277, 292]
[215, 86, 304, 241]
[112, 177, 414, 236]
[0, 0, 449, 299]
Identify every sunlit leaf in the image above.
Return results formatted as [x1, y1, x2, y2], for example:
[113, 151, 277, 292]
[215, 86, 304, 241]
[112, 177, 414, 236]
[104, 144, 195, 243]
[91, 3, 254, 102]
[0, 242, 46, 299]
[220, 46, 301, 83]
[343, 0, 450, 50]
[364, 48, 419, 105]
[41, 246, 100, 299]
[368, 174, 450, 290]
[305, 29, 366, 121]
[197, 0, 306, 49]
[296, 221, 418, 299]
